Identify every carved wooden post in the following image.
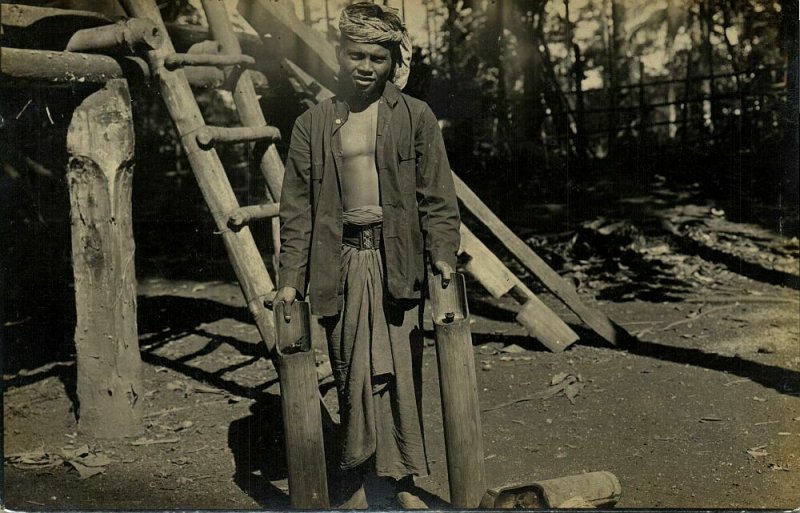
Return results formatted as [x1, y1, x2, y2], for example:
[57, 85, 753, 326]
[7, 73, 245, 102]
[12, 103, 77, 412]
[66, 79, 143, 438]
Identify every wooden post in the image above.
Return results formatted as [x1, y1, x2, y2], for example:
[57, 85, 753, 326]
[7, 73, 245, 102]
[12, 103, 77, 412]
[429, 273, 485, 508]
[274, 301, 329, 509]
[638, 59, 647, 133]
[680, 55, 693, 145]
[453, 172, 629, 346]
[66, 79, 143, 438]
[573, 43, 587, 157]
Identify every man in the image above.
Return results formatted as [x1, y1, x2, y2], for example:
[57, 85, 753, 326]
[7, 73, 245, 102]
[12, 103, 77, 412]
[274, 3, 460, 508]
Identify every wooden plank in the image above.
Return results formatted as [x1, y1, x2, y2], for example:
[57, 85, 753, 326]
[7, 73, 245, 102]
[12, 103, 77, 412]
[238, 0, 339, 93]
[66, 79, 143, 438]
[460, 224, 578, 351]
[119, 0, 277, 351]
[459, 223, 515, 298]
[452, 173, 628, 346]
[516, 298, 578, 352]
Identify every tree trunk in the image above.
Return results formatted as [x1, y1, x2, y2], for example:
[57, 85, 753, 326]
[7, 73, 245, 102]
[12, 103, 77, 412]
[66, 79, 143, 438]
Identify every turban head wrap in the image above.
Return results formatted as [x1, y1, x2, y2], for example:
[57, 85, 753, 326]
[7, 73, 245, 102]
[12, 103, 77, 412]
[339, 2, 412, 90]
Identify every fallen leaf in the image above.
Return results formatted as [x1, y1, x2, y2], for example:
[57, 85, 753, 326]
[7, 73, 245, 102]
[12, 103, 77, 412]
[700, 416, 723, 422]
[174, 421, 193, 432]
[565, 382, 585, 404]
[66, 460, 105, 479]
[746, 445, 768, 458]
[768, 463, 791, 471]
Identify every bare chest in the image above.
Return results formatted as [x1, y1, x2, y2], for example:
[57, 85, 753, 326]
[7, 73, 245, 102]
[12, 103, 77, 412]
[340, 103, 379, 159]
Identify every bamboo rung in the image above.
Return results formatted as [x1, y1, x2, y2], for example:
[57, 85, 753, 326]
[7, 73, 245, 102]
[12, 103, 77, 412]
[228, 203, 280, 227]
[163, 52, 254, 70]
[196, 125, 281, 148]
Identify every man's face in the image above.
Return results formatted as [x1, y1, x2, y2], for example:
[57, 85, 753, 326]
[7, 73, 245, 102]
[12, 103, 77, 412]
[337, 38, 393, 101]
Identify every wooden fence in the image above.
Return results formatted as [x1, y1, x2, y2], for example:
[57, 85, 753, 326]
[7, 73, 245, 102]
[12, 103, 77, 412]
[520, 61, 789, 161]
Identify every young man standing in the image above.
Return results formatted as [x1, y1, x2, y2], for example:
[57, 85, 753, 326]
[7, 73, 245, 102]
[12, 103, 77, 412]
[274, 3, 460, 508]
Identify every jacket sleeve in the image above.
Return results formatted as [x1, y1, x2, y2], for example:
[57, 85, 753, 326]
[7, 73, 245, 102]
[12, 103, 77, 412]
[414, 103, 461, 269]
[278, 114, 313, 293]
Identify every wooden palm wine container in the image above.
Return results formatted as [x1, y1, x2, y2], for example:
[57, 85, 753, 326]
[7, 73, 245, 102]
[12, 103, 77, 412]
[429, 273, 486, 508]
[274, 301, 329, 509]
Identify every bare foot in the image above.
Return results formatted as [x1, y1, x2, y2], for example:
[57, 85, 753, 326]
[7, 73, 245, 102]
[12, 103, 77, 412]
[337, 484, 368, 509]
[396, 491, 428, 509]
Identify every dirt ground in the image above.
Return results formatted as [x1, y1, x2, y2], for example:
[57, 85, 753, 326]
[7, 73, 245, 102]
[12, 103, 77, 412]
[3, 197, 800, 510]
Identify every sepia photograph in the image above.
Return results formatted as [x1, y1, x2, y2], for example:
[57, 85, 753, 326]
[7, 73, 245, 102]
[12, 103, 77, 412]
[1, 0, 798, 509]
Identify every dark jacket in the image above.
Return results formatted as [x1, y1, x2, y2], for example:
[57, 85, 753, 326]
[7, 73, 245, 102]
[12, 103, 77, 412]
[278, 82, 460, 316]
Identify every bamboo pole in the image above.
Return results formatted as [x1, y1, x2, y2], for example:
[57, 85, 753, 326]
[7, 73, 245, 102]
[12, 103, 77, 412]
[67, 79, 144, 438]
[429, 273, 485, 508]
[119, 0, 277, 352]
[274, 301, 329, 509]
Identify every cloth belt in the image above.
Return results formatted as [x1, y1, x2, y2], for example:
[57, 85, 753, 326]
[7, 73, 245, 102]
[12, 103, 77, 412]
[342, 222, 383, 250]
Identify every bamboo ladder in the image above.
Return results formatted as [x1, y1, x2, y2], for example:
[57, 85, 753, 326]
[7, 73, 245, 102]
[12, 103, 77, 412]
[119, 0, 281, 352]
[119, 1, 329, 507]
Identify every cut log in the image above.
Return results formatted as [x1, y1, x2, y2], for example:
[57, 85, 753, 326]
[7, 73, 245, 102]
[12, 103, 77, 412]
[452, 173, 629, 346]
[238, 0, 339, 93]
[0, 47, 268, 90]
[66, 79, 143, 438]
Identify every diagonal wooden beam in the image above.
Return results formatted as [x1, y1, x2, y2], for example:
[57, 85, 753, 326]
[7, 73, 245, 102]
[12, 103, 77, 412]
[452, 173, 630, 346]
[237, 0, 339, 93]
